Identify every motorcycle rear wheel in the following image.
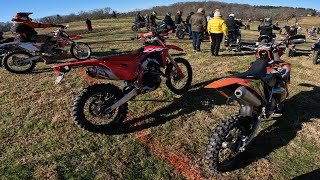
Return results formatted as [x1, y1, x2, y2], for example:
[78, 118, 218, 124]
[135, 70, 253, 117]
[70, 42, 92, 61]
[72, 83, 128, 133]
[206, 116, 253, 172]
[2, 51, 37, 74]
[165, 58, 192, 95]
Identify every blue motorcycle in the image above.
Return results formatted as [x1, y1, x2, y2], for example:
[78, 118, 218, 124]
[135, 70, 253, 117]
[311, 38, 320, 64]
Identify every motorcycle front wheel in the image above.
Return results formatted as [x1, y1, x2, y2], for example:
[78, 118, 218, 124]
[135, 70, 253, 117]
[176, 30, 185, 39]
[131, 25, 139, 32]
[70, 42, 92, 61]
[72, 83, 128, 133]
[206, 116, 253, 172]
[165, 58, 192, 95]
[2, 51, 37, 74]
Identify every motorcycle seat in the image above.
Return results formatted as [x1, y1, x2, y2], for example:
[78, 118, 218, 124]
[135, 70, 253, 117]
[101, 47, 143, 61]
[232, 58, 268, 79]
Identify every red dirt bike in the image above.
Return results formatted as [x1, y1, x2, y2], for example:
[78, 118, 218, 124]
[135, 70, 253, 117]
[2, 25, 91, 74]
[205, 42, 291, 172]
[53, 31, 192, 133]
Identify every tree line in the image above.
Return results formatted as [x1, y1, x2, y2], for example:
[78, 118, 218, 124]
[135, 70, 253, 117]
[1, 1, 319, 32]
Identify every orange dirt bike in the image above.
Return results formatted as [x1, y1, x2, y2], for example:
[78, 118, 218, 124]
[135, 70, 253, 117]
[205, 48, 291, 172]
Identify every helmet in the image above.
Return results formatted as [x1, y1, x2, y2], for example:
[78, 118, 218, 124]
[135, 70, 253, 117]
[177, 11, 183, 14]
[229, 13, 235, 18]
[264, 17, 272, 23]
[166, 12, 171, 16]
[12, 12, 33, 22]
[152, 11, 157, 16]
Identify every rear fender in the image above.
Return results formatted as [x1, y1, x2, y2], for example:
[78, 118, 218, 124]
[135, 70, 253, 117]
[167, 45, 183, 51]
[53, 59, 101, 73]
[205, 77, 266, 102]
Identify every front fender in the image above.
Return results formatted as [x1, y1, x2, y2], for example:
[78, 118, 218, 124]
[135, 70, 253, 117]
[167, 45, 183, 51]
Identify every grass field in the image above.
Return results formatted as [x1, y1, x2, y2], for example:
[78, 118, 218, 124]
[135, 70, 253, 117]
[0, 17, 319, 179]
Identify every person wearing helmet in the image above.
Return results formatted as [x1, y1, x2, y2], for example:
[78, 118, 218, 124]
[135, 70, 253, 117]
[175, 11, 185, 24]
[225, 13, 243, 42]
[11, 12, 65, 42]
[150, 11, 160, 26]
[186, 12, 194, 39]
[257, 17, 280, 42]
[163, 12, 175, 32]
[135, 12, 144, 23]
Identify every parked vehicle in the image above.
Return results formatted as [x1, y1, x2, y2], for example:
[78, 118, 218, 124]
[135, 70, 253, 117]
[2, 26, 91, 74]
[0, 38, 15, 66]
[53, 31, 192, 133]
[225, 29, 241, 47]
[175, 23, 187, 39]
[282, 34, 306, 57]
[311, 38, 320, 64]
[131, 22, 150, 32]
[205, 49, 291, 172]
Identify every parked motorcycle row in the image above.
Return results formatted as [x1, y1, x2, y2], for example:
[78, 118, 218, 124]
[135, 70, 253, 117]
[0, 20, 318, 173]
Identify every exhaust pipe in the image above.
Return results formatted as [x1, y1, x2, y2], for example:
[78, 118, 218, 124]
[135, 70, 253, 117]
[234, 86, 262, 107]
[23, 55, 41, 62]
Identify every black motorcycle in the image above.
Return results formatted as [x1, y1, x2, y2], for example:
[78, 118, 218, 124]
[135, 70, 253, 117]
[225, 29, 241, 47]
[131, 22, 150, 32]
[311, 38, 320, 64]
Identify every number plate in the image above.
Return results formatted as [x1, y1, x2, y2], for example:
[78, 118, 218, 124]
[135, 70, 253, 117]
[55, 74, 64, 84]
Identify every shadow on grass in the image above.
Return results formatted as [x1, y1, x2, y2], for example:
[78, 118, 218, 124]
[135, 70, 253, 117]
[234, 83, 320, 171]
[292, 168, 320, 180]
[109, 78, 226, 135]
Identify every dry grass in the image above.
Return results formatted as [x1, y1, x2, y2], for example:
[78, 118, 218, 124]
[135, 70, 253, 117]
[0, 17, 319, 179]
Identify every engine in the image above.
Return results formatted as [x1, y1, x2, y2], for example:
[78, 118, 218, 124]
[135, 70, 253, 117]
[140, 58, 161, 92]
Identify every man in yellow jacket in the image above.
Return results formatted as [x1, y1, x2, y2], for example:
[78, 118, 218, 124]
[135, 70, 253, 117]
[207, 10, 228, 56]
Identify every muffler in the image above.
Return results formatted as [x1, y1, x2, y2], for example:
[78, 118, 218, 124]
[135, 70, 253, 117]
[234, 86, 262, 107]
[23, 55, 41, 62]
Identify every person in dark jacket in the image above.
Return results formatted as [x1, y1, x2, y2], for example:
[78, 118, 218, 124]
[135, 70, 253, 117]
[85, 18, 93, 32]
[175, 11, 184, 24]
[186, 12, 194, 39]
[225, 14, 243, 39]
[135, 12, 144, 23]
[150, 11, 160, 26]
[190, 8, 206, 52]
[0, 32, 3, 41]
[258, 18, 280, 42]
[163, 12, 175, 31]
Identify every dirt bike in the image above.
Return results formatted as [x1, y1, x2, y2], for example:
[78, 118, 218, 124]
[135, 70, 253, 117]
[53, 31, 193, 133]
[2, 26, 91, 74]
[131, 21, 150, 32]
[205, 42, 291, 172]
[225, 29, 241, 47]
[311, 38, 320, 64]
[175, 23, 187, 39]
[281, 34, 306, 57]
[0, 37, 15, 66]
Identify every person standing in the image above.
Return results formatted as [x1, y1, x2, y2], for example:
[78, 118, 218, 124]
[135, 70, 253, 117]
[86, 18, 92, 32]
[207, 10, 228, 56]
[186, 12, 194, 39]
[190, 8, 207, 52]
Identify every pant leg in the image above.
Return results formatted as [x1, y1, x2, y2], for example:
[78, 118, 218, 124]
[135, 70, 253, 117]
[214, 33, 223, 55]
[192, 32, 197, 50]
[197, 32, 203, 51]
[188, 25, 192, 39]
[210, 33, 216, 55]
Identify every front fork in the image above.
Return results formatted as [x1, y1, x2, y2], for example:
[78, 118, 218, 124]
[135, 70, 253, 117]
[167, 53, 185, 78]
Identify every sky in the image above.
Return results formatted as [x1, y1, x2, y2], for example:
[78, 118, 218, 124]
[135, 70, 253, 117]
[0, 0, 319, 22]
